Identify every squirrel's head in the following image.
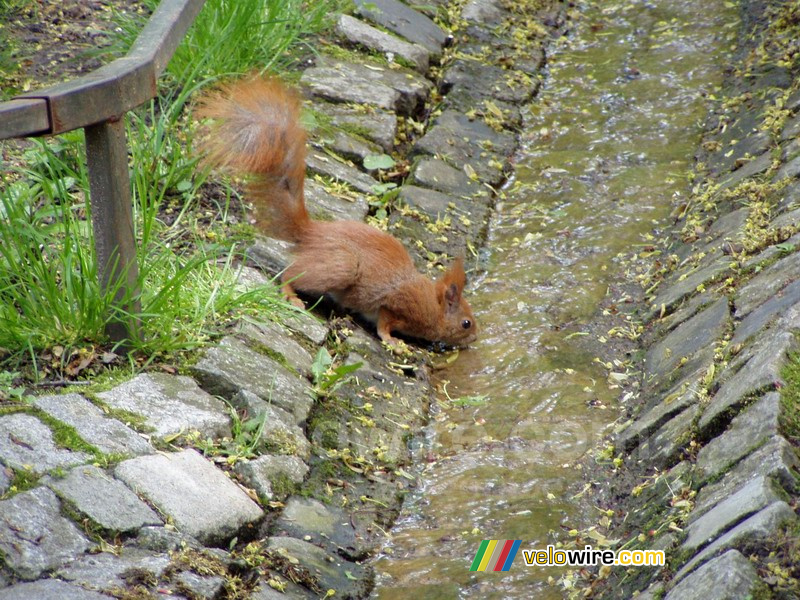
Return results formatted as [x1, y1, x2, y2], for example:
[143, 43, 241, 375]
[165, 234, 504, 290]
[435, 257, 478, 347]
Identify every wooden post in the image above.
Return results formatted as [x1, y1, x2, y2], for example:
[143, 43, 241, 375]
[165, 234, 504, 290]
[85, 117, 141, 342]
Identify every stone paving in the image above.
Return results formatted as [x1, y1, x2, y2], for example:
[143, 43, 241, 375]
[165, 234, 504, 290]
[604, 1, 800, 597]
[0, 0, 559, 597]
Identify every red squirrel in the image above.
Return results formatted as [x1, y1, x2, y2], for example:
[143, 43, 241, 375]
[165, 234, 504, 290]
[197, 76, 478, 347]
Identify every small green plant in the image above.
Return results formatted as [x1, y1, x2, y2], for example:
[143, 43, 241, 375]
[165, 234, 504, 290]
[311, 348, 362, 397]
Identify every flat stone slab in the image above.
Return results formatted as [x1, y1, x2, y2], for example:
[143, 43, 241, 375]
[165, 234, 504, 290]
[0, 580, 111, 600]
[634, 404, 699, 469]
[682, 475, 781, 552]
[57, 548, 171, 591]
[305, 177, 370, 221]
[266, 536, 369, 598]
[45, 465, 161, 533]
[302, 59, 432, 115]
[317, 131, 384, 171]
[410, 157, 483, 197]
[398, 184, 454, 218]
[192, 336, 313, 425]
[696, 393, 781, 482]
[353, 0, 447, 57]
[245, 236, 293, 275]
[283, 311, 328, 346]
[97, 373, 231, 440]
[694, 435, 799, 518]
[665, 550, 759, 600]
[0, 487, 90, 580]
[32, 393, 153, 457]
[115, 449, 263, 546]
[314, 101, 397, 152]
[774, 153, 800, 181]
[697, 330, 791, 435]
[0, 413, 90, 475]
[617, 380, 700, 451]
[645, 297, 729, 383]
[735, 250, 800, 317]
[413, 110, 516, 184]
[235, 454, 309, 500]
[306, 150, 380, 195]
[336, 14, 429, 72]
[648, 257, 731, 317]
[234, 320, 314, 375]
[716, 151, 773, 191]
[730, 278, 800, 345]
[674, 501, 796, 582]
[443, 59, 538, 105]
[273, 496, 364, 559]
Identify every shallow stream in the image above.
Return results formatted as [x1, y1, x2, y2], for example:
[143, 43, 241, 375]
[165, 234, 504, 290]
[374, 0, 739, 597]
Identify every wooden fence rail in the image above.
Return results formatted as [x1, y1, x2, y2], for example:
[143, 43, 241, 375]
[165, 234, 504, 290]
[0, 0, 206, 341]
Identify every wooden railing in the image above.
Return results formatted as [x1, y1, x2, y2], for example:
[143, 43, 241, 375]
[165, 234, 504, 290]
[0, 0, 206, 341]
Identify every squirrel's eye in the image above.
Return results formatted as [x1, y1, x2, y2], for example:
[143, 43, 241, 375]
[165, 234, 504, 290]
[462, 319, 472, 329]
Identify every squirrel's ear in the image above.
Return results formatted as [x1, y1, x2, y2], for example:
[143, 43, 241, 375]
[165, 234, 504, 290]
[440, 257, 466, 290]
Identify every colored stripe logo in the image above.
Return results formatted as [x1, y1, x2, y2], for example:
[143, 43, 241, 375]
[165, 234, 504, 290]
[470, 540, 521, 571]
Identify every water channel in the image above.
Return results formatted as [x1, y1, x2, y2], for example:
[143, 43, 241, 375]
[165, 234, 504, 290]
[373, 0, 739, 597]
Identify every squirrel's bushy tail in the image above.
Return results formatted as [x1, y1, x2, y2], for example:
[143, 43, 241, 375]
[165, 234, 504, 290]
[196, 76, 310, 242]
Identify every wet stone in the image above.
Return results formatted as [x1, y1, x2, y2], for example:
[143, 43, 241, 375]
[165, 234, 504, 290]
[0, 487, 90, 580]
[192, 336, 313, 425]
[461, 0, 508, 25]
[774, 154, 800, 182]
[0, 580, 111, 600]
[682, 476, 781, 552]
[235, 455, 309, 501]
[97, 373, 231, 441]
[306, 150, 380, 196]
[648, 257, 731, 318]
[735, 247, 800, 317]
[617, 380, 700, 452]
[58, 548, 170, 591]
[730, 278, 800, 345]
[234, 320, 314, 375]
[674, 502, 797, 582]
[398, 184, 454, 218]
[251, 579, 315, 600]
[693, 436, 799, 519]
[32, 393, 153, 457]
[696, 392, 781, 482]
[246, 237, 292, 275]
[665, 550, 759, 600]
[115, 449, 263, 546]
[444, 91, 523, 130]
[644, 297, 729, 383]
[410, 157, 483, 197]
[442, 59, 538, 105]
[0, 413, 90, 475]
[301, 59, 432, 115]
[273, 496, 366, 559]
[697, 330, 791, 435]
[716, 152, 773, 191]
[780, 112, 800, 141]
[316, 102, 397, 152]
[413, 110, 516, 184]
[266, 536, 369, 598]
[336, 14, 429, 72]
[45, 465, 161, 533]
[633, 405, 699, 469]
[353, 0, 447, 57]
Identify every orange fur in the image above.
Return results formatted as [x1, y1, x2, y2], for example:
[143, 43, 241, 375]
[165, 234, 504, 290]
[197, 76, 478, 347]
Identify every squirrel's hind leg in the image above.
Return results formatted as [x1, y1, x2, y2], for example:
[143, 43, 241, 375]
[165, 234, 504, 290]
[281, 280, 306, 309]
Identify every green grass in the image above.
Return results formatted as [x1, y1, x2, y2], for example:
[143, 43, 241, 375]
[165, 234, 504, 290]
[114, 0, 338, 82]
[0, 0, 343, 382]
